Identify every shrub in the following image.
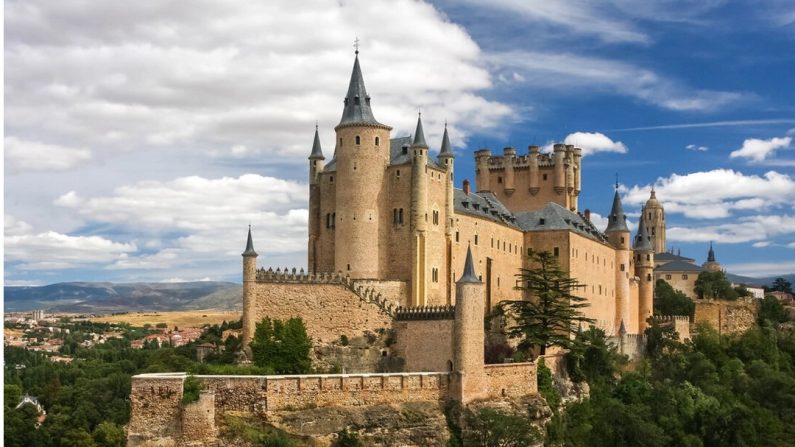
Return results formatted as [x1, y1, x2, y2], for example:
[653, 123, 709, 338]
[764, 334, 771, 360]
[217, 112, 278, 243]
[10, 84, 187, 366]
[331, 429, 363, 447]
[181, 375, 201, 405]
[465, 408, 541, 447]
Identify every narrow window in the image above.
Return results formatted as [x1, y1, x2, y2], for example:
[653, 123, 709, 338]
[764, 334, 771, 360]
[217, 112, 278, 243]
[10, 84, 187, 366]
[620, 236, 625, 244]
[399, 209, 404, 224]
[620, 264, 625, 272]
[355, 135, 360, 145]
[339, 137, 343, 147]
[543, 174, 548, 181]
[396, 170, 400, 178]
[647, 274, 652, 281]
[330, 176, 334, 183]
[332, 212, 336, 228]
[646, 254, 650, 261]
[393, 209, 398, 224]
[375, 136, 380, 146]
[682, 274, 688, 280]
[347, 264, 351, 271]
[474, 235, 479, 245]
[491, 238, 494, 248]
[666, 274, 672, 280]
[553, 247, 559, 257]
[497, 277, 500, 287]
[497, 176, 503, 184]
[455, 231, 459, 242]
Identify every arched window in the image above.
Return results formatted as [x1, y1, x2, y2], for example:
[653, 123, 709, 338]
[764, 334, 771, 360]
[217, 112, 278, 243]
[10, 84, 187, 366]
[375, 136, 380, 146]
[355, 135, 360, 145]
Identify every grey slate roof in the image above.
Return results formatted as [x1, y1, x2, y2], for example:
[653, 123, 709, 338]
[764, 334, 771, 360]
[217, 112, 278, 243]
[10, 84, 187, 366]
[438, 125, 453, 159]
[458, 245, 481, 283]
[412, 114, 428, 148]
[242, 226, 257, 257]
[605, 190, 629, 232]
[338, 54, 384, 127]
[515, 203, 609, 243]
[655, 260, 705, 273]
[634, 212, 653, 252]
[655, 252, 695, 263]
[454, 189, 519, 228]
[309, 126, 324, 160]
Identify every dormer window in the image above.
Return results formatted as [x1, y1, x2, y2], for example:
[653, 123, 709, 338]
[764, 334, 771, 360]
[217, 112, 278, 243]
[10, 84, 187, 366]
[539, 218, 545, 225]
[354, 95, 360, 105]
[462, 202, 470, 209]
[402, 146, 408, 155]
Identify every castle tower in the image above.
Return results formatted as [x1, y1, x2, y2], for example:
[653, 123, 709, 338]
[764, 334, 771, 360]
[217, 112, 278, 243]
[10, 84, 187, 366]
[605, 186, 631, 334]
[410, 114, 429, 306]
[634, 214, 655, 331]
[553, 144, 566, 196]
[333, 50, 392, 278]
[572, 146, 582, 211]
[528, 145, 540, 195]
[644, 189, 666, 253]
[308, 126, 325, 273]
[503, 146, 516, 194]
[438, 124, 455, 305]
[703, 242, 722, 272]
[474, 148, 492, 193]
[242, 226, 258, 347]
[453, 246, 487, 403]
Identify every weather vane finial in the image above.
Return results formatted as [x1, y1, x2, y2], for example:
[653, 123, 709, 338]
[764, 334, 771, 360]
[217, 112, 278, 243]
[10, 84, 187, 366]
[615, 173, 619, 190]
[353, 37, 360, 54]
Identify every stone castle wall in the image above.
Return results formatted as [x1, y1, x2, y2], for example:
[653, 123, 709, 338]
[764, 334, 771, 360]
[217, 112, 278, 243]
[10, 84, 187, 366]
[483, 362, 538, 398]
[244, 270, 396, 345]
[392, 311, 455, 373]
[694, 298, 758, 335]
[179, 392, 218, 446]
[127, 373, 184, 446]
[652, 315, 691, 340]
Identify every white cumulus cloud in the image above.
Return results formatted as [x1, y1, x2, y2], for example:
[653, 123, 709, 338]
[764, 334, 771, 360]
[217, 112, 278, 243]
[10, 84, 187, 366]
[730, 136, 791, 162]
[564, 132, 628, 156]
[5, 137, 91, 171]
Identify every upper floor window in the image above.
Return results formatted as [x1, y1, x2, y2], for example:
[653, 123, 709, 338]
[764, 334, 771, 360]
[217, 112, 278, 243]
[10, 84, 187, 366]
[355, 135, 360, 145]
[474, 235, 479, 245]
[553, 247, 559, 257]
[666, 274, 672, 280]
[375, 136, 380, 146]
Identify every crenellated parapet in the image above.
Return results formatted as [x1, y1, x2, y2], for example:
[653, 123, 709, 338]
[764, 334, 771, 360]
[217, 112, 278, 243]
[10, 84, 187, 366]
[652, 315, 690, 324]
[255, 267, 396, 317]
[394, 305, 455, 321]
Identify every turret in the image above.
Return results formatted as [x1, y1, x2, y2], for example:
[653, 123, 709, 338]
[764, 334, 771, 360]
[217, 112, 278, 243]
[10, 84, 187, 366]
[242, 226, 258, 347]
[703, 242, 721, 272]
[410, 114, 429, 306]
[333, 50, 392, 278]
[528, 145, 540, 195]
[453, 246, 486, 403]
[634, 214, 654, 331]
[605, 186, 631, 334]
[571, 146, 582, 211]
[553, 143, 566, 194]
[308, 126, 325, 272]
[644, 188, 666, 253]
[474, 149, 492, 192]
[503, 147, 516, 194]
[438, 124, 455, 304]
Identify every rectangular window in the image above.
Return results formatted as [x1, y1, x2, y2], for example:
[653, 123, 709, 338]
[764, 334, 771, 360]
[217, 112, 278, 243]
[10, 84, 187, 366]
[620, 264, 625, 272]
[666, 274, 672, 280]
[682, 274, 688, 280]
[455, 231, 459, 242]
[553, 247, 559, 257]
[474, 235, 479, 245]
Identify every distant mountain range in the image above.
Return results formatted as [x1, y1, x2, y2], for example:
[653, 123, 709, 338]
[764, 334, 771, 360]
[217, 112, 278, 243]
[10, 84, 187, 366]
[3, 281, 242, 313]
[4, 273, 793, 314]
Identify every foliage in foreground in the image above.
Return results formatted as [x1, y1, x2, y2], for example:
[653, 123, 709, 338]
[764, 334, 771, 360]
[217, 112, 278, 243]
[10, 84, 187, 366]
[250, 317, 312, 374]
[465, 408, 542, 447]
[547, 317, 795, 447]
[654, 279, 695, 317]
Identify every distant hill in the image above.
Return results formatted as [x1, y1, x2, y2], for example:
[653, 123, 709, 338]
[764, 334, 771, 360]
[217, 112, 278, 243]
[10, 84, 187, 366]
[3, 281, 242, 313]
[726, 273, 795, 288]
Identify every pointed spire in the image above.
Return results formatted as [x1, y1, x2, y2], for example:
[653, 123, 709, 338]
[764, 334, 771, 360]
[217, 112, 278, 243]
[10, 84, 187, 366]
[242, 225, 258, 257]
[412, 113, 428, 148]
[338, 51, 382, 127]
[605, 186, 629, 233]
[457, 245, 480, 283]
[634, 212, 653, 252]
[309, 124, 325, 160]
[438, 122, 454, 158]
[707, 242, 716, 262]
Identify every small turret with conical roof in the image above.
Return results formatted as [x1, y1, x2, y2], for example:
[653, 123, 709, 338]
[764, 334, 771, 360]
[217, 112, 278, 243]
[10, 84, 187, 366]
[703, 242, 722, 272]
[412, 113, 428, 149]
[438, 123, 454, 161]
[337, 50, 383, 128]
[242, 225, 258, 257]
[309, 125, 324, 160]
[634, 212, 655, 331]
[605, 183, 631, 250]
[307, 125, 324, 272]
[242, 226, 258, 347]
[634, 212, 653, 252]
[410, 112, 429, 306]
[453, 245, 486, 403]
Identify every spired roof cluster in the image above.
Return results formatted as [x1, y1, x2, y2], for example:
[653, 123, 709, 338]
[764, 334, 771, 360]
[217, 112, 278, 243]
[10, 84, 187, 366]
[634, 213, 653, 251]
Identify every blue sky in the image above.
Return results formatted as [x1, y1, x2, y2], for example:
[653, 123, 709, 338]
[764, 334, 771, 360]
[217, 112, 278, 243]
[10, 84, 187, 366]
[4, 0, 795, 285]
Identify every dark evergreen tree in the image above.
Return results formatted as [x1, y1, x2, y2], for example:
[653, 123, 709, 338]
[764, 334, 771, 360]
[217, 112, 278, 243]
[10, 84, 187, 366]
[694, 270, 738, 300]
[499, 250, 594, 356]
[654, 279, 695, 317]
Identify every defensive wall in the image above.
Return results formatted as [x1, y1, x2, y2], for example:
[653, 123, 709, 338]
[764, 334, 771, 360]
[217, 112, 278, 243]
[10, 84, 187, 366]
[127, 365, 536, 446]
[652, 315, 691, 340]
[244, 268, 401, 345]
[694, 298, 758, 335]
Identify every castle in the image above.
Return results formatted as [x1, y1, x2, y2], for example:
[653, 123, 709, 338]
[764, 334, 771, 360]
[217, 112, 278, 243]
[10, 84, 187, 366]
[243, 50, 666, 345]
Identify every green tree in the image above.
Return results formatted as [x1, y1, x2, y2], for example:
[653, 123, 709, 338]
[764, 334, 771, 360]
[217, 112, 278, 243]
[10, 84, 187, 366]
[759, 295, 790, 325]
[250, 317, 312, 374]
[465, 408, 541, 447]
[499, 250, 594, 356]
[182, 375, 202, 405]
[92, 421, 126, 447]
[771, 277, 793, 293]
[62, 428, 98, 447]
[654, 279, 695, 317]
[331, 429, 363, 447]
[694, 270, 738, 300]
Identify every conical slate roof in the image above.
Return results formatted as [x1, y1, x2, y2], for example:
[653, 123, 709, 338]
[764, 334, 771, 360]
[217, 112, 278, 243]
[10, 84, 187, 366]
[707, 242, 716, 262]
[634, 213, 653, 252]
[338, 53, 383, 127]
[242, 226, 258, 257]
[605, 189, 629, 233]
[457, 245, 480, 283]
[438, 123, 453, 158]
[309, 125, 324, 160]
[412, 114, 428, 148]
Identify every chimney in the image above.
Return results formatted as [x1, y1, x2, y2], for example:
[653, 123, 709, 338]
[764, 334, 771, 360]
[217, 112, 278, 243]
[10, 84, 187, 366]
[584, 209, 591, 223]
[463, 179, 470, 195]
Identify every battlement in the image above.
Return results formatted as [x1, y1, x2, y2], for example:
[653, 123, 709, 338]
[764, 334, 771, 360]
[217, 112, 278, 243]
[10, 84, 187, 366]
[652, 315, 690, 323]
[394, 305, 456, 321]
[254, 267, 396, 317]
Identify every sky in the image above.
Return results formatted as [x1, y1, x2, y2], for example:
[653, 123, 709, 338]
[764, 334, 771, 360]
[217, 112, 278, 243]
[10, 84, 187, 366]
[4, 0, 795, 286]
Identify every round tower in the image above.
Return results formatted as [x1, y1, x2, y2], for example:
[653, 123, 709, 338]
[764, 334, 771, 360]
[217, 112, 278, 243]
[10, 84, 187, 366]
[605, 186, 631, 333]
[528, 145, 540, 195]
[644, 189, 666, 253]
[634, 217, 655, 331]
[438, 124, 455, 304]
[308, 125, 325, 273]
[503, 146, 516, 194]
[474, 149, 492, 192]
[333, 51, 392, 278]
[453, 246, 486, 403]
[410, 114, 429, 306]
[553, 143, 566, 194]
[241, 226, 258, 348]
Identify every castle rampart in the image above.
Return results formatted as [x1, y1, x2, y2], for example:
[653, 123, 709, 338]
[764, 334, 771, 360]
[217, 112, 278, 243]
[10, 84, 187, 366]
[694, 298, 758, 335]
